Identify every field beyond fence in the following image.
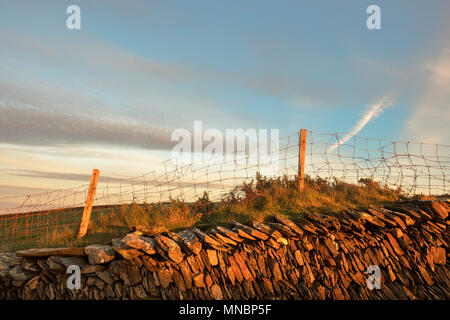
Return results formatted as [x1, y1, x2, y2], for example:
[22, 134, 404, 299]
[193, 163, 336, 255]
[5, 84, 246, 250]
[1, 130, 449, 251]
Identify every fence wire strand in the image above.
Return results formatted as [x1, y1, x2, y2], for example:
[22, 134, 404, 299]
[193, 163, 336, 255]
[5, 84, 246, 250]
[1, 130, 449, 246]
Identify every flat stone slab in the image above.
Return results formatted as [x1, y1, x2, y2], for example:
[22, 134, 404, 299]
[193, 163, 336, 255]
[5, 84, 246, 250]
[85, 244, 116, 264]
[16, 247, 86, 258]
[131, 225, 169, 237]
[0, 253, 21, 277]
[8, 265, 36, 281]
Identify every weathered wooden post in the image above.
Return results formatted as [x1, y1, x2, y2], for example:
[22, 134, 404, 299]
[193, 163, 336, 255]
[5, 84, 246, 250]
[77, 169, 100, 238]
[298, 129, 307, 191]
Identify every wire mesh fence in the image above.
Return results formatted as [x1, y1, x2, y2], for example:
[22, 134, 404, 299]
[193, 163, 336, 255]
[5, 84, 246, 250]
[1, 130, 449, 247]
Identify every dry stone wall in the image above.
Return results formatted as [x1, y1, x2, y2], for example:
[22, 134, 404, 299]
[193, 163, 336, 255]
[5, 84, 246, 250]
[0, 200, 449, 300]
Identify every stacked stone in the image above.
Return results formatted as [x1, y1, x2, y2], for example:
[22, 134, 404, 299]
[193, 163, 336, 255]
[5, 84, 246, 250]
[0, 200, 448, 300]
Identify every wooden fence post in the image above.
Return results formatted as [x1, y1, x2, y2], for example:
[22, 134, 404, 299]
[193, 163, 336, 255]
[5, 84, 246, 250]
[77, 169, 100, 238]
[298, 129, 307, 191]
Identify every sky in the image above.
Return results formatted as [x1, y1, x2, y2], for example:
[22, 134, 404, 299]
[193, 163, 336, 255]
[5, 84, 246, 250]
[1, 0, 450, 197]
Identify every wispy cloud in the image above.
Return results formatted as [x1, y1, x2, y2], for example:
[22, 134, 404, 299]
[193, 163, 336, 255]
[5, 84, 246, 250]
[0, 105, 175, 150]
[328, 95, 397, 152]
[6, 169, 119, 184]
[404, 47, 450, 144]
[355, 58, 408, 79]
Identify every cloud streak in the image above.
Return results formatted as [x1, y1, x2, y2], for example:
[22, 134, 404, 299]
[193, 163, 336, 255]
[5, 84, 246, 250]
[328, 96, 396, 152]
[0, 105, 174, 150]
[404, 47, 450, 144]
[5, 169, 122, 184]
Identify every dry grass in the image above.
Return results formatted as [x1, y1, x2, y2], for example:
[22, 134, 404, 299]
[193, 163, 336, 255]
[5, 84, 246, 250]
[1, 174, 408, 252]
[195, 174, 404, 226]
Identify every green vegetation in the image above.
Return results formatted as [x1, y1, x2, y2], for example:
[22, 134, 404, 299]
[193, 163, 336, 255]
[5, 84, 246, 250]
[0, 174, 407, 252]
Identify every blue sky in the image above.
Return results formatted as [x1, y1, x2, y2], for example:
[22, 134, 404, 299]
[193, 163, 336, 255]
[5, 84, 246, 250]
[1, 0, 450, 193]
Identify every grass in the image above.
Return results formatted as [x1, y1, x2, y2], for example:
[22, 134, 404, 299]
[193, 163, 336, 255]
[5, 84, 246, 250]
[0, 174, 409, 252]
